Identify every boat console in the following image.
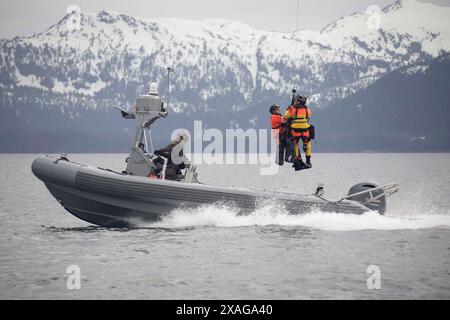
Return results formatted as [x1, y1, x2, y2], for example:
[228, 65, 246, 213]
[114, 80, 198, 183]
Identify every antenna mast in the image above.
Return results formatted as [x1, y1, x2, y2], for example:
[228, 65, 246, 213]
[166, 67, 174, 113]
[293, 0, 300, 94]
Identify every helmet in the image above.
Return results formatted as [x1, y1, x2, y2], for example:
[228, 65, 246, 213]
[171, 131, 189, 143]
[295, 95, 307, 105]
[269, 104, 280, 114]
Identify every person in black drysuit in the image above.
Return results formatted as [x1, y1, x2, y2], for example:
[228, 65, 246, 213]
[269, 104, 290, 165]
[154, 135, 186, 181]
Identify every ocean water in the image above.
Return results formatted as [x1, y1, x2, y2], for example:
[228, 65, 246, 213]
[0, 153, 449, 299]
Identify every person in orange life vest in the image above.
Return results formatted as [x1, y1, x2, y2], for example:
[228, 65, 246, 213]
[283, 95, 312, 171]
[269, 104, 287, 166]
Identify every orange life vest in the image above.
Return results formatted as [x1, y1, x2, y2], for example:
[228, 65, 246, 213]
[270, 114, 283, 130]
[286, 105, 311, 137]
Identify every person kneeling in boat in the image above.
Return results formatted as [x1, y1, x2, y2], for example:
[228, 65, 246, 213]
[283, 95, 312, 171]
[270, 104, 288, 166]
[154, 134, 187, 181]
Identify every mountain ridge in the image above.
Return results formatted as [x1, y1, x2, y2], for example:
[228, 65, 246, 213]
[314, 52, 450, 152]
[2, 0, 449, 108]
[0, 0, 449, 152]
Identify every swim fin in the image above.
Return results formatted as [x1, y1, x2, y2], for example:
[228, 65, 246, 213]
[293, 160, 306, 171]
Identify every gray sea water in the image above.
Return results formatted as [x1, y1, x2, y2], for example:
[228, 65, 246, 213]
[1, 153, 450, 299]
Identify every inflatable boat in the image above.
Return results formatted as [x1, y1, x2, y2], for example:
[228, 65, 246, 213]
[32, 81, 399, 227]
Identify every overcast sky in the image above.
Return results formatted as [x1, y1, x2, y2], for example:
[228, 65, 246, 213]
[1, 0, 449, 39]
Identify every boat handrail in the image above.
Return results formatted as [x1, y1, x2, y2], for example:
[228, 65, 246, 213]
[160, 156, 168, 180]
[337, 182, 399, 204]
[97, 167, 127, 175]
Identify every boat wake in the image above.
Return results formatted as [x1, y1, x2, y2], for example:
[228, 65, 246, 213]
[143, 204, 450, 231]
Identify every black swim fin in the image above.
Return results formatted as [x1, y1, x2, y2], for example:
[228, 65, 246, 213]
[293, 160, 306, 171]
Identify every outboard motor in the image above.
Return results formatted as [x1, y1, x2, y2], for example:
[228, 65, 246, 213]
[347, 182, 386, 214]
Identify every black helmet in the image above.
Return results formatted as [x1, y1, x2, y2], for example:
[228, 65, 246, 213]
[269, 104, 280, 114]
[295, 95, 307, 105]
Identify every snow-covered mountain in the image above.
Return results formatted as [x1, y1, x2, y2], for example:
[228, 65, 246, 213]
[1, 0, 450, 112]
[314, 53, 450, 152]
[0, 0, 449, 152]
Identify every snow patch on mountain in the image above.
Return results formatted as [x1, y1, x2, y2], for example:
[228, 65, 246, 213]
[403, 64, 430, 75]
